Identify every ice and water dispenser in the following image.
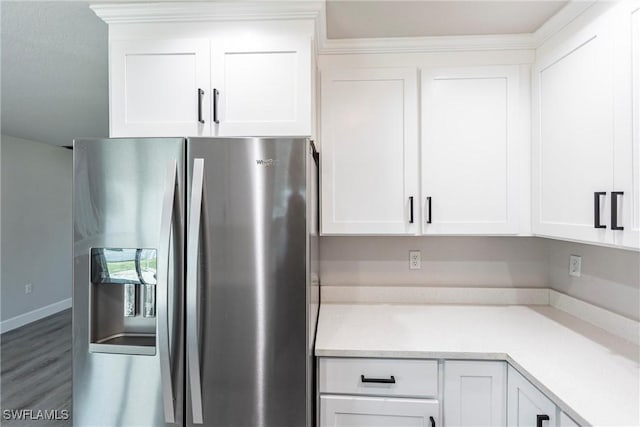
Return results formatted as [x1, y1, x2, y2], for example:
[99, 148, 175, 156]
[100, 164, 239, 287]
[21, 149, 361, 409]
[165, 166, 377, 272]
[89, 248, 157, 355]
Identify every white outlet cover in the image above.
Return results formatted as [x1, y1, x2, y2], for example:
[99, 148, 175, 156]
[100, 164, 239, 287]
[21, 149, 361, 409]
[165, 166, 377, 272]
[25, 283, 33, 294]
[409, 250, 421, 270]
[569, 255, 581, 278]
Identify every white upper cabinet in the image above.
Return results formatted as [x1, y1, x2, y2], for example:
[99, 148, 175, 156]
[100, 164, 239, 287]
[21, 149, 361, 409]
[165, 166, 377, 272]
[321, 64, 524, 236]
[533, 1, 639, 250]
[110, 39, 211, 137]
[611, 2, 640, 249]
[533, 11, 614, 245]
[106, 18, 313, 138]
[320, 67, 419, 235]
[211, 36, 311, 137]
[422, 66, 521, 235]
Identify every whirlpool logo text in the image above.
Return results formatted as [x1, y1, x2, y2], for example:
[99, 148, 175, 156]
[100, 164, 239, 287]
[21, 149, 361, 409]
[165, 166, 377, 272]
[256, 159, 279, 167]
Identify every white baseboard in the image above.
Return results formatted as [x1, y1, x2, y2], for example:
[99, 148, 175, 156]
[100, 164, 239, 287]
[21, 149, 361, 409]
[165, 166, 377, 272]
[0, 298, 72, 334]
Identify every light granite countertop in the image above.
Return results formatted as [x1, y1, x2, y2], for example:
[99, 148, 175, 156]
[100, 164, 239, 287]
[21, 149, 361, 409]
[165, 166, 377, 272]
[315, 303, 640, 427]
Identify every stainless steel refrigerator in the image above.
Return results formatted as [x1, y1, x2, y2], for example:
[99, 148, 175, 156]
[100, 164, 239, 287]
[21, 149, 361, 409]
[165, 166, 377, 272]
[73, 137, 320, 427]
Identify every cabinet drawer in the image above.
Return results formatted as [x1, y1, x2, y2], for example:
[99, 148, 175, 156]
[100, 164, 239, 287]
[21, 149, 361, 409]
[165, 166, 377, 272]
[320, 395, 439, 427]
[319, 358, 438, 398]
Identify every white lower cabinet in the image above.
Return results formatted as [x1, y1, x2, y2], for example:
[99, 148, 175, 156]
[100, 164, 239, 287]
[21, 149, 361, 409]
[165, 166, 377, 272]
[320, 395, 438, 427]
[319, 357, 439, 427]
[319, 359, 581, 427]
[558, 412, 580, 427]
[443, 361, 506, 427]
[507, 365, 556, 427]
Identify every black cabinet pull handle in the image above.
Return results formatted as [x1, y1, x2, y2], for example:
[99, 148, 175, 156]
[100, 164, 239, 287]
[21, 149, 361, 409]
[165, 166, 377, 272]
[611, 191, 624, 230]
[426, 196, 432, 224]
[429, 416, 435, 427]
[213, 88, 220, 124]
[360, 375, 395, 384]
[197, 88, 205, 124]
[409, 197, 414, 223]
[594, 192, 606, 229]
[536, 414, 549, 427]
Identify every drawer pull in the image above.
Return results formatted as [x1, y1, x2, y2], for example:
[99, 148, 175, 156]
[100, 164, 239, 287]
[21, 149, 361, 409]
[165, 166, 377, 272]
[594, 192, 606, 229]
[360, 374, 396, 384]
[197, 88, 205, 124]
[409, 196, 414, 224]
[430, 416, 436, 427]
[537, 414, 549, 427]
[611, 191, 624, 230]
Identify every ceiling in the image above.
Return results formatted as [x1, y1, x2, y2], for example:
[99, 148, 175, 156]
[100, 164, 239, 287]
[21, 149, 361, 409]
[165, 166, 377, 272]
[1, 0, 569, 147]
[326, 1, 568, 39]
[1, 1, 108, 147]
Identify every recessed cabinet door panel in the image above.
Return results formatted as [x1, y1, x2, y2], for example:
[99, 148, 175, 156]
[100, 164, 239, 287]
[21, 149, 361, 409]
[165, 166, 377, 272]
[211, 36, 311, 136]
[422, 66, 520, 235]
[612, 4, 640, 249]
[532, 15, 615, 244]
[110, 39, 210, 137]
[507, 366, 556, 427]
[443, 361, 506, 427]
[320, 395, 438, 427]
[321, 68, 419, 235]
[629, 6, 640, 249]
[559, 412, 580, 427]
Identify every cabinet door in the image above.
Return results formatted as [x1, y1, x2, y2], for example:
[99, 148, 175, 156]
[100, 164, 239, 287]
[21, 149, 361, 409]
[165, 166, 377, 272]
[211, 36, 311, 136]
[612, 3, 640, 249]
[421, 66, 521, 235]
[532, 14, 615, 245]
[443, 361, 506, 427]
[559, 411, 580, 427]
[110, 39, 210, 137]
[320, 68, 419, 235]
[507, 366, 556, 427]
[320, 395, 438, 427]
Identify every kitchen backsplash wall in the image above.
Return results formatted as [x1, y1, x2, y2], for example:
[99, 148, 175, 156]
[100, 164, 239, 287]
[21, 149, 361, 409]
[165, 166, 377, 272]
[547, 239, 640, 321]
[320, 236, 640, 321]
[320, 236, 549, 287]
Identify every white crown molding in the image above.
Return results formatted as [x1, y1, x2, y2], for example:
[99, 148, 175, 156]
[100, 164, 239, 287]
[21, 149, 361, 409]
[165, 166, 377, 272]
[91, 0, 597, 54]
[318, 33, 537, 54]
[91, 2, 323, 24]
[531, 0, 597, 46]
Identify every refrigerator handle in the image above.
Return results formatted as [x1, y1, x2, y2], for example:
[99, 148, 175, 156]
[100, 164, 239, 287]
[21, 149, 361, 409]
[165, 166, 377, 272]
[158, 160, 178, 423]
[187, 158, 205, 424]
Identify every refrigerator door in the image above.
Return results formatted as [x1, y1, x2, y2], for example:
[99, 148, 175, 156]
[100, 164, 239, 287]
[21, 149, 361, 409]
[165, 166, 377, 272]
[73, 138, 185, 427]
[186, 138, 311, 427]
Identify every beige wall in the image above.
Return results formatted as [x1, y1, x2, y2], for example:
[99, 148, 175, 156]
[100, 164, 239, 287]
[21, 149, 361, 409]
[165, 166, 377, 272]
[320, 236, 640, 321]
[546, 239, 640, 321]
[320, 236, 549, 287]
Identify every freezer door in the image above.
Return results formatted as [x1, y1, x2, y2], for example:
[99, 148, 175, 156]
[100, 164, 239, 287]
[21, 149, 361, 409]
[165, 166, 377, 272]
[73, 138, 185, 427]
[186, 138, 311, 427]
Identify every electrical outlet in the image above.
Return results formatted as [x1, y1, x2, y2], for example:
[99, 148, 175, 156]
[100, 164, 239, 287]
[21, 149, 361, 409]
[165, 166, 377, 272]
[569, 255, 582, 277]
[409, 250, 421, 270]
[25, 283, 33, 294]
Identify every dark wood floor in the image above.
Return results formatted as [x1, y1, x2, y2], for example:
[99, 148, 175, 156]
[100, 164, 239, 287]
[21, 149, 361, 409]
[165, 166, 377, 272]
[1, 309, 72, 426]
